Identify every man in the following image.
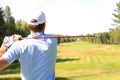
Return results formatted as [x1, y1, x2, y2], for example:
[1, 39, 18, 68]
[0, 11, 57, 80]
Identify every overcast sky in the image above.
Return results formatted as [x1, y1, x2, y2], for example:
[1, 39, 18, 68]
[0, 0, 119, 35]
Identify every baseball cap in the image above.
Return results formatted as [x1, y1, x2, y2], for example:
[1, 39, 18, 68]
[28, 11, 46, 26]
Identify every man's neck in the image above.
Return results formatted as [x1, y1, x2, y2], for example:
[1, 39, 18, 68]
[30, 31, 44, 34]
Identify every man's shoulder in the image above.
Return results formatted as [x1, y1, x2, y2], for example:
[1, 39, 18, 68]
[12, 39, 31, 46]
[44, 34, 54, 36]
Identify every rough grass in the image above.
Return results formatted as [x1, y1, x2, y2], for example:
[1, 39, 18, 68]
[1, 42, 120, 80]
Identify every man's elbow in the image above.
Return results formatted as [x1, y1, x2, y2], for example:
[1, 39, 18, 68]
[0, 57, 9, 70]
[0, 67, 5, 70]
[0, 64, 7, 70]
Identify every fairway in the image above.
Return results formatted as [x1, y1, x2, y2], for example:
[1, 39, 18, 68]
[1, 42, 120, 80]
[56, 42, 120, 80]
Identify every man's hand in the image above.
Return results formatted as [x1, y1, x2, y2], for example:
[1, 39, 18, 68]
[12, 34, 22, 41]
[2, 34, 22, 48]
[0, 34, 22, 57]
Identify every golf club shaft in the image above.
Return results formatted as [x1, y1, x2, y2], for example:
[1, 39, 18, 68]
[24, 35, 95, 39]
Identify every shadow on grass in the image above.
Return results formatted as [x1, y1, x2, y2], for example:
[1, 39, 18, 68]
[56, 77, 69, 80]
[0, 77, 69, 80]
[56, 58, 80, 63]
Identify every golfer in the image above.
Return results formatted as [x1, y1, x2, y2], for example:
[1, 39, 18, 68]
[0, 11, 57, 80]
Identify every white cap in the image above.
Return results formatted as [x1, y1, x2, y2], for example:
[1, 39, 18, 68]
[28, 11, 46, 25]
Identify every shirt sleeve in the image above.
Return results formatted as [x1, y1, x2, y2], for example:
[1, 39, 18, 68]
[2, 42, 21, 64]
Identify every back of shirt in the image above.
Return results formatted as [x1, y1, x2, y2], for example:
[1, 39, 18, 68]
[2, 34, 57, 80]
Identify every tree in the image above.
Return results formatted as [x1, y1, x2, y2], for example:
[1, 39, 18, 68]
[15, 20, 29, 37]
[109, 27, 120, 44]
[112, 2, 120, 26]
[111, 2, 120, 44]
[0, 6, 6, 45]
[4, 5, 16, 35]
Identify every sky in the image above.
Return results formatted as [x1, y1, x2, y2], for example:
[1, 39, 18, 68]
[0, 0, 119, 35]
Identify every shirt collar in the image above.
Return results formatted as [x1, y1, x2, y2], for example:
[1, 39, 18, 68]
[27, 32, 44, 38]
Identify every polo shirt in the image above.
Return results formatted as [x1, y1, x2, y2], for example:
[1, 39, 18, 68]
[2, 32, 57, 80]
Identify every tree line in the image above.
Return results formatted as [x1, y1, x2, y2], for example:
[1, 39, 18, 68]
[0, 5, 29, 45]
[0, 2, 120, 45]
[87, 2, 120, 44]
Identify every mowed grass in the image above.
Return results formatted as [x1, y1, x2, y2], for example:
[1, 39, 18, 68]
[56, 42, 120, 80]
[1, 42, 120, 80]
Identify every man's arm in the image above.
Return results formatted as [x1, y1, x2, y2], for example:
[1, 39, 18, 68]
[0, 45, 9, 70]
[0, 34, 22, 56]
[0, 56, 9, 70]
[0, 45, 8, 57]
[0, 34, 22, 70]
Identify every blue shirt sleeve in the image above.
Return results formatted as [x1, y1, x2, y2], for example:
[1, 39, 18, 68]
[2, 41, 21, 64]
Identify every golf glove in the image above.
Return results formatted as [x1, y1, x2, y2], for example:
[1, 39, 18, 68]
[2, 36, 14, 48]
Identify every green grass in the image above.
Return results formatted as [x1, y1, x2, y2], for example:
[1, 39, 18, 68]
[56, 42, 120, 80]
[58, 42, 105, 50]
[1, 42, 120, 80]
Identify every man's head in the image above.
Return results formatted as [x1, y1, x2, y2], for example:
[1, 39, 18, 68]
[28, 11, 46, 33]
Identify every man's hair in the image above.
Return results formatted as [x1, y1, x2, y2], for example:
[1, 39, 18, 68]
[28, 19, 45, 32]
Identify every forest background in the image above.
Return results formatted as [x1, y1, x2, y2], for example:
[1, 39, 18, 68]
[1, 2, 120, 45]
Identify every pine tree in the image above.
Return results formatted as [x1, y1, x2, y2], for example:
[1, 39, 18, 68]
[112, 2, 120, 26]
[0, 7, 6, 45]
[112, 1, 120, 44]
[4, 5, 16, 35]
